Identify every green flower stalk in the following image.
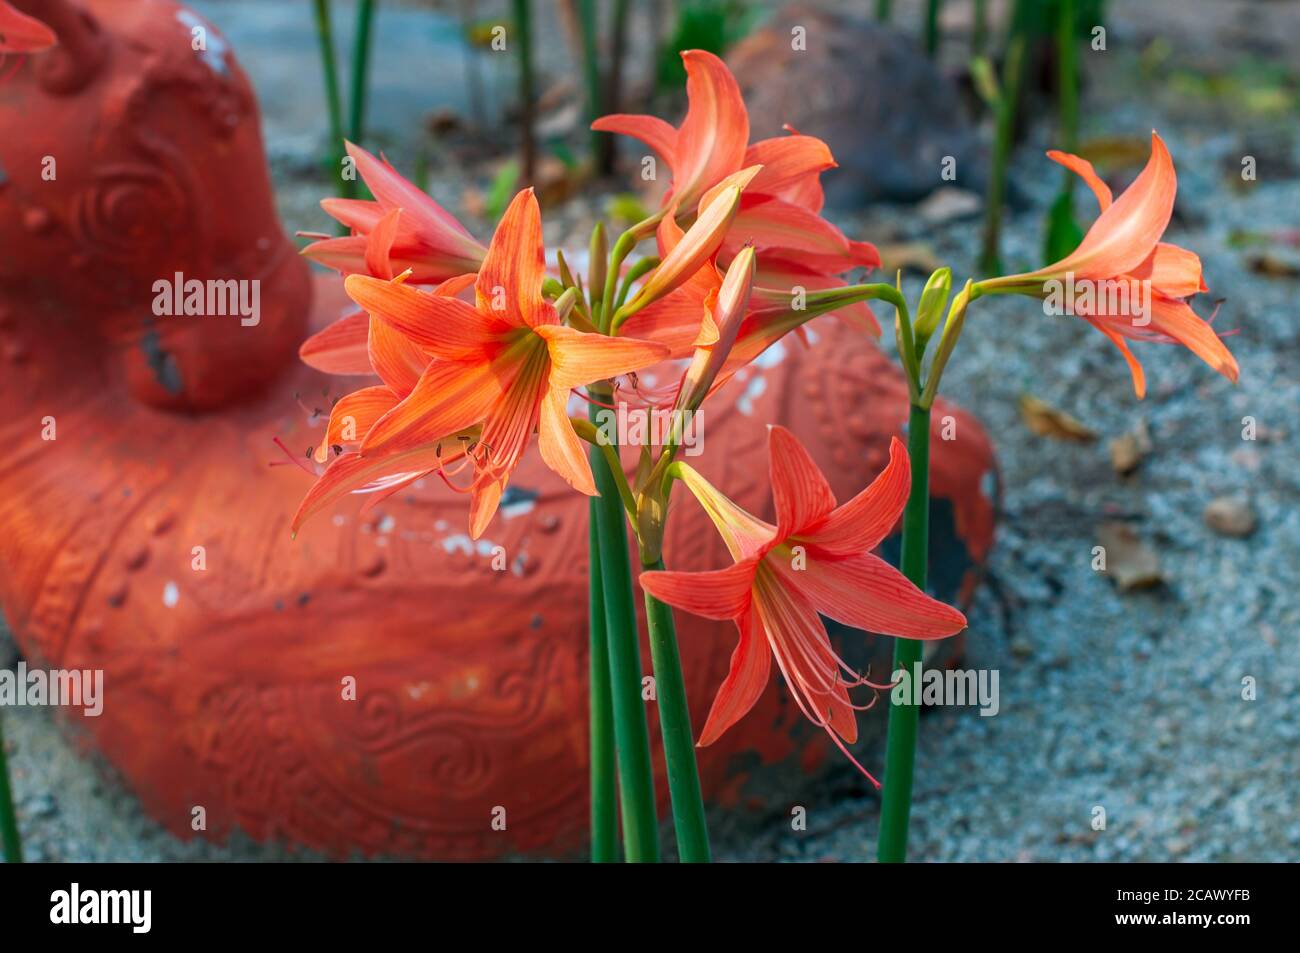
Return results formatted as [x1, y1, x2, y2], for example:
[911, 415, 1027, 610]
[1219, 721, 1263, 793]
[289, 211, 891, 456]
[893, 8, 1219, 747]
[874, 276, 977, 862]
[311, 0, 348, 210]
[0, 711, 21, 863]
[588, 394, 660, 863]
[588, 496, 618, 863]
[346, 0, 376, 159]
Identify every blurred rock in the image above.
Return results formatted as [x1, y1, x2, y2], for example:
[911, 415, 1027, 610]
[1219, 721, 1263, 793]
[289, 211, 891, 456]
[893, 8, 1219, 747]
[917, 186, 982, 224]
[1109, 420, 1152, 475]
[1204, 496, 1257, 538]
[1097, 522, 1163, 591]
[727, 4, 985, 205]
[1019, 394, 1098, 443]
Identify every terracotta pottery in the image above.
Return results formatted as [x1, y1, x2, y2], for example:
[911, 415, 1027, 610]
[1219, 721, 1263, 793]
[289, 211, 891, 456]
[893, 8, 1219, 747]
[0, 0, 996, 858]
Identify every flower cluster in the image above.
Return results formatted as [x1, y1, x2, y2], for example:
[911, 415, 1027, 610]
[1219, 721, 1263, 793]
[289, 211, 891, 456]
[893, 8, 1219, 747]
[291, 49, 1236, 767]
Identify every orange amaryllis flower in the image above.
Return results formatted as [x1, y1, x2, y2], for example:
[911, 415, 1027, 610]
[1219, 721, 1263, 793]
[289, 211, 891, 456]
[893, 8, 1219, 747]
[639, 427, 967, 783]
[301, 141, 486, 284]
[290, 273, 479, 531]
[317, 188, 667, 538]
[979, 132, 1238, 398]
[592, 49, 878, 281]
[0, 1, 55, 52]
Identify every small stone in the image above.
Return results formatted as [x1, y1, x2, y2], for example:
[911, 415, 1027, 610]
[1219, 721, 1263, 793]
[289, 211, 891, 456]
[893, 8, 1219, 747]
[1203, 496, 1256, 538]
[1096, 522, 1163, 591]
[1109, 420, 1151, 475]
[916, 186, 982, 224]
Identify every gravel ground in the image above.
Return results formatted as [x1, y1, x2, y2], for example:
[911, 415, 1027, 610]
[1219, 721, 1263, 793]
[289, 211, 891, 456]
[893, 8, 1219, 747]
[2, 0, 1296, 862]
[722, 22, 1300, 861]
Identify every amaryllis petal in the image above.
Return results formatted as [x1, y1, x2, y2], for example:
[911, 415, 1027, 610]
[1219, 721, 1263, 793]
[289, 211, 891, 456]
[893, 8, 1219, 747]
[694, 165, 763, 221]
[1146, 297, 1239, 383]
[628, 185, 741, 311]
[1127, 242, 1206, 298]
[743, 135, 836, 197]
[468, 480, 504, 541]
[619, 217, 723, 356]
[299, 310, 372, 375]
[767, 425, 837, 537]
[346, 141, 479, 248]
[728, 196, 880, 273]
[361, 358, 506, 453]
[313, 385, 399, 463]
[803, 436, 910, 555]
[672, 49, 750, 207]
[534, 324, 668, 391]
[476, 188, 552, 329]
[673, 464, 777, 561]
[619, 284, 716, 358]
[674, 246, 756, 415]
[363, 207, 402, 279]
[367, 312, 426, 397]
[0, 1, 56, 52]
[435, 272, 479, 299]
[468, 347, 553, 533]
[1048, 149, 1113, 211]
[1048, 131, 1177, 281]
[345, 274, 508, 360]
[590, 113, 678, 167]
[537, 386, 596, 495]
[319, 197, 392, 234]
[752, 568, 858, 744]
[639, 558, 759, 621]
[290, 445, 446, 534]
[1092, 321, 1148, 399]
[695, 608, 770, 747]
[300, 235, 369, 276]
[789, 552, 968, 640]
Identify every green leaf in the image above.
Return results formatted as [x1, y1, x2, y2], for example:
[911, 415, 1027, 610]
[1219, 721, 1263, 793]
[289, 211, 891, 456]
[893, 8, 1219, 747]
[1042, 188, 1084, 265]
[485, 160, 520, 222]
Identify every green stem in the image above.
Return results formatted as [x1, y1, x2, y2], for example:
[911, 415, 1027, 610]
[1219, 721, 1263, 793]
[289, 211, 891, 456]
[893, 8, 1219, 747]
[577, 0, 602, 165]
[1057, 0, 1078, 153]
[347, 0, 376, 156]
[972, 0, 987, 56]
[600, 0, 630, 174]
[978, 27, 1026, 277]
[0, 711, 22, 863]
[924, 0, 942, 57]
[512, 0, 537, 185]
[311, 0, 348, 208]
[588, 498, 618, 863]
[616, 257, 659, 309]
[876, 0, 892, 22]
[347, 0, 375, 138]
[589, 399, 660, 862]
[602, 231, 639, 332]
[876, 402, 931, 863]
[642, 559, 711, 863]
